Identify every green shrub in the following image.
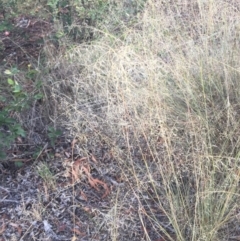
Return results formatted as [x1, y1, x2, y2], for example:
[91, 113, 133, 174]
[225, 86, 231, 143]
[0, 67, 43, 161]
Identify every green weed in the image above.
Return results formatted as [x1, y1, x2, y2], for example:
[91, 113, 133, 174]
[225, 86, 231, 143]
[47, 126, 62, 148]
[0, 67, 43, 161]
[37, 162, 55, 189]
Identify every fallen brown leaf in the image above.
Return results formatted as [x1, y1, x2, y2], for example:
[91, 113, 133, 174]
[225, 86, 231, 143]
[71, 138, 78, 149]
[72, 161, 110, 198]
[80, 190, 88, 201]
[72, 228, 84, 236]
[57, 223, 67, 233]
[83, 206, 91, 213]
[9, 222, 22, 235]
[81, 165, 110, 198]
[91, 154, 98, 163]
[72, 157, 87, 182]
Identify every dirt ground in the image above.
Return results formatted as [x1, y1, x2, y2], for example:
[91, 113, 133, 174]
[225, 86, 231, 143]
[0, 133, 168, 241]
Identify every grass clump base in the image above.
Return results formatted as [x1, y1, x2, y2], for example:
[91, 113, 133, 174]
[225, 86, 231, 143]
[46, 1, 240, 240]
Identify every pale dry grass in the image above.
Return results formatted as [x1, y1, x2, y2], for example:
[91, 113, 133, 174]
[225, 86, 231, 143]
[44, 0, 240, 240]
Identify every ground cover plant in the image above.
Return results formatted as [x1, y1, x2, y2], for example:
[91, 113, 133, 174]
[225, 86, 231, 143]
[1, 0, 240, 240]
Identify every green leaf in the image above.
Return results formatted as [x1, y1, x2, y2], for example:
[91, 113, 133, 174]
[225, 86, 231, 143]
[13, 83, 22, 93]
[10, 67, 19, 75]
[34, 93, 43, 100]
[11, 124, 25, 137]
[47, 127, 62, 147]
[16, 127, 25, 137]
[7, 78, 14, 85]
[15, 161, 24, 168]
[2, 117, 15, 124]
[0, 96, 6, 102]
[0, 20, 14, 31]
[4, 69, 12, 75]
[35, 80, 43, 89]
[55, 130, 62, 135]
[0, 24, 6, 32]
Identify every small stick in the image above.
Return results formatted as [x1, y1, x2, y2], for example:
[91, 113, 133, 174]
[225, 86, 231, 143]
[0, 186, 10, 193]
[0, 199, 19, 203]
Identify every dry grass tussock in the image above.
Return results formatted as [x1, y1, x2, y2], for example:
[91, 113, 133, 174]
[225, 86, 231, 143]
[44, 1, 240, 240]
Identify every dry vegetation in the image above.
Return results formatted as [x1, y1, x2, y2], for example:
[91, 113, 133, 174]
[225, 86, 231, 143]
[2, 0, 240, 240]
